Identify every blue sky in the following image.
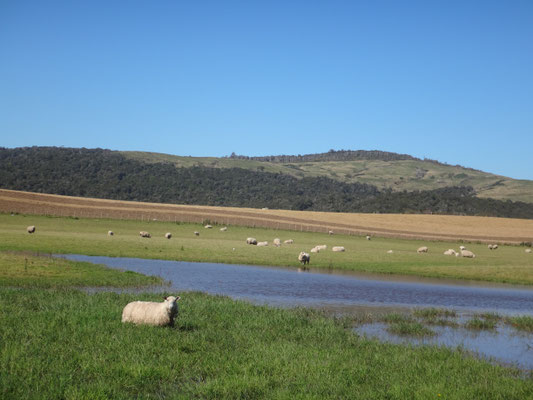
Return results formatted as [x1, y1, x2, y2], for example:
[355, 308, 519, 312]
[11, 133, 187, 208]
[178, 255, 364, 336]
[1, 1, 532, 179]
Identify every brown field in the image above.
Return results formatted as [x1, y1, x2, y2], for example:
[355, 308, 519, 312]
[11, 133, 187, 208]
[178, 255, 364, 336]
[1, 189, 532, 243]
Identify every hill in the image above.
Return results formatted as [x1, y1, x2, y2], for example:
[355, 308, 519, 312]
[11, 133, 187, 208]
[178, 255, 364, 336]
[122, 149, 533, 204]
[1, 146, 533, 219]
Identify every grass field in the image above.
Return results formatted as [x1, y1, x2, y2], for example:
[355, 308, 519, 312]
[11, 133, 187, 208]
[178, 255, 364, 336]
[1, 213, 533, 285]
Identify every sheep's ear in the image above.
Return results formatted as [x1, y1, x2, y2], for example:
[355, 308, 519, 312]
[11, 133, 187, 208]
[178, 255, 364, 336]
[176, 296, 181, 301]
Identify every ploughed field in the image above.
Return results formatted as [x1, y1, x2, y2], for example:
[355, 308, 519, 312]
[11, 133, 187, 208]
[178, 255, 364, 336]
[1, 189, 533, 243]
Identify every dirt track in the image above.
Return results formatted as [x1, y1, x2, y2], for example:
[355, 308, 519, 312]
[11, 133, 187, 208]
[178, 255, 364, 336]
[1, 189, 532, 243]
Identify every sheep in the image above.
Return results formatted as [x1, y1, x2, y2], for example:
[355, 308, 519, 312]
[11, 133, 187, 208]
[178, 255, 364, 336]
[366, 235, 371, 241]
[526, 248, 532, 254]
[443, 249, 457, 256]
[310, 246, 320, 253]
[165, 233, 172, 239]
[493, 244, 498, 250]
[139, 231, 151, 238]
[459, 246, 466, 251]
[488, 244, 494, 250]
[316, 245, 327, 251]
[194, 231, 200, 236]
[108, 230, 114, 236]
[257, 241, 268, 247]
[417, 246, 428, 253]
[204, 225, 213, 229]
[284, 239, 294, 244]
[273, 238, 281, 247]
[332, 246, 345, 252]
[459, 250, 476, 258]
[298, 251, 310, 265]
[387, 250, 394, 254]
[27, 225, 35, 234]
[220, 227, 228, 232]
[246, 237, 258, 245]
[328, 230, 334, 235]
[122, 296, 181, 327]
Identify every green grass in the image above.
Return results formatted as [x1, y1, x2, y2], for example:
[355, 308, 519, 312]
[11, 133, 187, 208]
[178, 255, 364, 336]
[2, 213, 533, 285]
[1, 288, 532, 399]
[0, 251, 164, 288]
[465, 318, 498, 331]
[506, 315, 533, 333]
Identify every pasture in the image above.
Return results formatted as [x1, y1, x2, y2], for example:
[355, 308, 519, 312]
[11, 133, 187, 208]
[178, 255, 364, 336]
[1, 213, 533, 285]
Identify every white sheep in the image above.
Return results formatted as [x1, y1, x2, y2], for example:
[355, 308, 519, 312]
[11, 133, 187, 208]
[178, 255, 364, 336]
[387, 250, 394, 254]
[273, 238, 281, 247]
[165, 232, 172, 239]
[284, 239, 294, 244]
[122, 296, 181, 327]
[459, 246, 466, 251]
[316, 245, 327, 251]
[220, 227, 228, 232]
[310, 246, 320, 253]
[525, 248, 532, 254]
[246, 237, 258, 245]
[366, 235, 371, 241]
[328, 230, 334, 235]
[194, 231, 200, 236]
[443, 249, 457, 256]
[459, 250, 476, 258]
[332, 246, 345, 252]
[298, 251, 310, 265]
[204, 225, 213, 229]
[417, 246, 428, 254]
[108, 230, 114, 236]
[139, 231, 151, 238]
[27, 225, 35, 234]
[257, 241, 269, 247]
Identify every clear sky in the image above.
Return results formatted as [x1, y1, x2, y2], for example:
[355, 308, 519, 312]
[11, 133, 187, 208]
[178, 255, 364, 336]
[1, 1, 532, 179]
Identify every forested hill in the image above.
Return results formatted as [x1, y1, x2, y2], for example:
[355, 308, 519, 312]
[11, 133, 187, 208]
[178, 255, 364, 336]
[2, 146, 533, 219]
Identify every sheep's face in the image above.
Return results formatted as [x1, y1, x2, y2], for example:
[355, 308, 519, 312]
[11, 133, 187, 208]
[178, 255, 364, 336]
[164, 296, 181, 315]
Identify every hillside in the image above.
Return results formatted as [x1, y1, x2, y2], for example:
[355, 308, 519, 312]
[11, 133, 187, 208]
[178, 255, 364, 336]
[2, 146, 533, 219]
[122, 150, 533, 204]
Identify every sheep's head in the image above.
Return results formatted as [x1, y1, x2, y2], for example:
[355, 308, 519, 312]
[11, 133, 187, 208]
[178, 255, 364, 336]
[164, 296, 181, 316]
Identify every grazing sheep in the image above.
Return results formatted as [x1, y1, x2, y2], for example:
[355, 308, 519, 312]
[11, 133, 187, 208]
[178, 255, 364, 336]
[460, 250, 476, 258]
[459, 246, 466, 251]
[246, 237, 258, 245]
[332, 246, 345, 252]
[417, 246, 428, 254]
[387, 250, 394, 254]
[526, 248, 532, 254]
[220, 227, 228, 232]
[284, 239, 294, 244]
[328, 230, 334, 235]
[273, 238, 281, 247]
[139, 231, 151, 238]
[310, 246, 320, 253]
[488, 244, 493, 250]
[108, 230, 114, 236]
[27, 225, 36, 234]
[257, 241, 268, 247]
[298, 251, 310, 265]
[443, 249, 457, 256]
[204, 225, 212, 229]
[194, 231, 200, 236]
[122, 296, 181, 327]
[492, 244, 498, 250]
[366, 235, 371, 241]
[165, 233, 172, 239]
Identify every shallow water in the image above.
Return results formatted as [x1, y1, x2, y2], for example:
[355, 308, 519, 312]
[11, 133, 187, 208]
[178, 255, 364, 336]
[62, 255, 533, 315]
[356, 322, 533, 371]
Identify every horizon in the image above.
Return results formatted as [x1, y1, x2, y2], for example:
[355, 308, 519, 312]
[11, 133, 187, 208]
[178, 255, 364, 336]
[1, 1, 532, 180]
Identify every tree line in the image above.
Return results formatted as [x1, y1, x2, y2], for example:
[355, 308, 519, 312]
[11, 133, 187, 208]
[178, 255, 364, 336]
[1, 146, 533, 219]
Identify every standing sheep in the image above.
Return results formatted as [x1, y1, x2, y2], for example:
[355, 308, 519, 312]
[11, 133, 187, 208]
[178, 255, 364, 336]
[273, 238, 281, 247]
[108, 230, 114, 236]
[220, 227, 228, 232]
[139, 231, 151, 238]
[328, 230, 334, 235]
[525, 248, 532, 254]
[204, 225, 213, 229]
[366, 235, 371, 241]
[122, 296, 181, 327]
[194, 231, 200, 236]
[417, 246, 428, 254]
[246, 237, 258, 245]
[165, 233, 172, 239]
[27, 225, 36, 234]
[298, 251, 310, 265]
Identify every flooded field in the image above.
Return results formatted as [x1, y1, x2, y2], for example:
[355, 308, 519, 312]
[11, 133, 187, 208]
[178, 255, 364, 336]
[61, 254, 533, 370]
